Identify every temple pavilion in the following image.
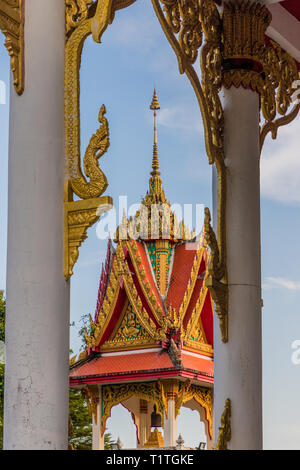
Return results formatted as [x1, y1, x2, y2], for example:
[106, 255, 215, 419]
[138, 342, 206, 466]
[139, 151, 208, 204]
[69, 91, 214, 450]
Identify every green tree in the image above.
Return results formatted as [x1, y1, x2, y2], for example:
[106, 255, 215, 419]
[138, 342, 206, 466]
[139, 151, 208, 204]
[104, 432, 117, 450]
[0, 290, 6, 450]
[69, 388, 92, 450]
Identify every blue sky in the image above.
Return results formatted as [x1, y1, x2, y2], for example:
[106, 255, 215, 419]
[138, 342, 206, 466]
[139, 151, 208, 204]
[1, 1, 300, 449]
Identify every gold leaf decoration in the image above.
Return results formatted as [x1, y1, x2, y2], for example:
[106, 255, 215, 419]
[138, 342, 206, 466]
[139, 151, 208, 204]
[216, 398, 231, 450]
[0, 0, 24, 95]
[204, 207, 228, 343]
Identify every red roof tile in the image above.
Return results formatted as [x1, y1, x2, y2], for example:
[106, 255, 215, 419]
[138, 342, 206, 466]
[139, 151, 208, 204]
[126, 240, 163, 316]
[167, 244, 197, 312]
[70, 350, 174, 378]
[133, 241, 164, 310]
[70, 350, 214, 386]
[181, 352, 214, 376]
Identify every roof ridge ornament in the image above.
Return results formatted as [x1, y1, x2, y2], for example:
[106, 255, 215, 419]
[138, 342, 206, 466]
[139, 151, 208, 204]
[149, 89, 162, 196]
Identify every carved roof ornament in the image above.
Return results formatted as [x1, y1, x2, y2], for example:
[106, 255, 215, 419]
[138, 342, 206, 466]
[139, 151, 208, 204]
[115, 90, 193, 244]
[0, 0, 24, 95]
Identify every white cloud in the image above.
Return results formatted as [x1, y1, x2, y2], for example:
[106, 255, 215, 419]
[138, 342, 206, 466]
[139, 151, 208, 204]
[261, 115, 300, 204]
[263, 276, 300, 291]
[157, 105, 204, 134]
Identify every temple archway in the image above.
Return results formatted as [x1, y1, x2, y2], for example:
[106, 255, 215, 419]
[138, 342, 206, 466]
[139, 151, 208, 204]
[179, 399, 214, 450]
[105, 403, 137, 449]
[177, 406, 207, 450]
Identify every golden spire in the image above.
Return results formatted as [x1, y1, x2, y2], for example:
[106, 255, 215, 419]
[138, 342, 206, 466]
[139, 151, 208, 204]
[149, 89, 162, 195]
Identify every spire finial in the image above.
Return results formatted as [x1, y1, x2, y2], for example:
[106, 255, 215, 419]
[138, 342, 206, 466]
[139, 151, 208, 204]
[150, 88, 160, 178]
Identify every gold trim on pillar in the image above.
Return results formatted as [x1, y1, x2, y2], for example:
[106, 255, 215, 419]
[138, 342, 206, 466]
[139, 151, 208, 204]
[0, 0, 25, 95]
[204, 207, 228, 342]
[222, 1, 299, 151]
[260, 103, 300, 151]
[222, 1, 271, 88]
[82, 385, 100, 425]
[160, 379, 213, 439]
[160, 379, 179, 418]
[216, 398, 231, 450]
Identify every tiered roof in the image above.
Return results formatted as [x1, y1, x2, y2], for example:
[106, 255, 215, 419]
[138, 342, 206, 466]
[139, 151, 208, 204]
[70, 91, 214, 387]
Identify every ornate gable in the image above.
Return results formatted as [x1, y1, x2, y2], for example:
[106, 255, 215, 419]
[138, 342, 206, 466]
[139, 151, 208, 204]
[101, 300, 156, 351]
[82, 90, 214, 362]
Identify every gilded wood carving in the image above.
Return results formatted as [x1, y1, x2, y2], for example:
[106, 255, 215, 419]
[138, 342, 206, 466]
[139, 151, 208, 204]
[64, 0, 115, 279]
[216, 398, 231, 450]
[101, 382, 165, 436]
[222, 1, 299, 151]
[160, 379, 213, 438]
[0, 0, 24, 95]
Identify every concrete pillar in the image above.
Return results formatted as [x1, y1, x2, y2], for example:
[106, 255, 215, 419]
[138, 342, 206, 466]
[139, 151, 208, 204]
[92, 387, 104, 451]
[4, 0, 69, 449]
[213, 86, 262, 449]
[164, 400, 178, 447]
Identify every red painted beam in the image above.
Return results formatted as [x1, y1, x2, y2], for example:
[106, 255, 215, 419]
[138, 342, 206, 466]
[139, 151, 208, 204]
[280, 0, 300, 22]
[70, 367, 214, 386]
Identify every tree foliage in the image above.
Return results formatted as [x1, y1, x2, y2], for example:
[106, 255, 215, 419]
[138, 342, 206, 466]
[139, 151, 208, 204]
[0, 291, 5, 343]
[69, 388, 92, 450]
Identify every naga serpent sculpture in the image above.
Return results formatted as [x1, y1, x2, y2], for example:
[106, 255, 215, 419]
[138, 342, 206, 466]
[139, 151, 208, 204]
[65, 0, 137, 199]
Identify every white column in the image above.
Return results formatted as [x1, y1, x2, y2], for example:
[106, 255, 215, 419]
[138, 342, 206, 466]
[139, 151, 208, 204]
[92, 385, 104, 450]
[212, 0, 269, 450]
[213, 86, 262, 449]
[4, 0, 69, 449]
[92, 402, 104, 449]
[164, 400, 178, 447]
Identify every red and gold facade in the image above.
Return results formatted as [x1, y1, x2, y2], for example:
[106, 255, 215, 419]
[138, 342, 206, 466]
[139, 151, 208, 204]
[69, 91, 214, 448]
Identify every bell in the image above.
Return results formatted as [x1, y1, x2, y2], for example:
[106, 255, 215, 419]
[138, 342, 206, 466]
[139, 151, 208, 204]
[151, 405, 162, 428]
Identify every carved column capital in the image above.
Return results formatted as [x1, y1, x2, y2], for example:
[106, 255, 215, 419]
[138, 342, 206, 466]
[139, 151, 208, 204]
[221, 1, 299, 128]
[223, 1, 271, 76]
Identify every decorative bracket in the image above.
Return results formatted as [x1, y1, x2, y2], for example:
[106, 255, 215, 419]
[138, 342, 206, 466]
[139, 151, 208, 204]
[204, 207, 228, 343]
[64, 0, 118, 278]
[0, 0, 25, 95]
[82, 384, 100, 424]
[64, 181, 112, 280]
[64, 1, 138, 279]
[216, 398, 231, 450]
